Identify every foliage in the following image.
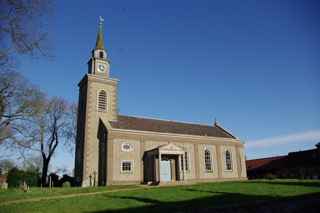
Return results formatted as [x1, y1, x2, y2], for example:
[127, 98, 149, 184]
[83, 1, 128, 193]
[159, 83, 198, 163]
[6, 167, 40, 188]
[264, 173, 277, 180]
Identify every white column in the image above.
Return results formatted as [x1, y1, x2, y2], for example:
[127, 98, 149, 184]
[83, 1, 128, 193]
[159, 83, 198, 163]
[178, 154, 181, 181]
[158, 151, 161, 182]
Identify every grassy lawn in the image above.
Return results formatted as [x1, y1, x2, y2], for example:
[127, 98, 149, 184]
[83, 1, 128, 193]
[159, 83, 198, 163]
[1, 180, 320, 213]
[0, 184, 139, 204]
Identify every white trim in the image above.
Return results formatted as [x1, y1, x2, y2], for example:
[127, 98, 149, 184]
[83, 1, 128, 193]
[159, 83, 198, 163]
[120, 160, 134, 173]
[87, 74, 119, 82]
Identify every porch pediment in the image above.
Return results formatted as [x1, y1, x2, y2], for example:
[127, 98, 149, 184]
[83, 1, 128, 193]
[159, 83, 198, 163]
[158, 143, 184, 154]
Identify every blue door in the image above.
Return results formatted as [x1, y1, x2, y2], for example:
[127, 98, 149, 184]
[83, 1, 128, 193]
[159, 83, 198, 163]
[160, 160, 171, 182]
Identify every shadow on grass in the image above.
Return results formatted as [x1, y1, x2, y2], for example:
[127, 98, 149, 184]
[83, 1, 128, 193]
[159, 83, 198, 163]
[246, 180, 320, 188]
[87, 191, 320, 213]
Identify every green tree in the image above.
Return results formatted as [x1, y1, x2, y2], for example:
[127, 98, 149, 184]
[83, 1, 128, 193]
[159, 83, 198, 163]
[7, 167, 40, 187]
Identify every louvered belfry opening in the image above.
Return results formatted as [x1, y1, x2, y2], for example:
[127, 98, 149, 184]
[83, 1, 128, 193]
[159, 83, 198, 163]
[98, 90, 107, 111]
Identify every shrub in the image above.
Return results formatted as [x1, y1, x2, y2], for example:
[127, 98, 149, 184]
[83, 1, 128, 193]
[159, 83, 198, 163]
[62, 181, 71, 187]
[7, 167, 40, 187]
[264, 173, 277, 180]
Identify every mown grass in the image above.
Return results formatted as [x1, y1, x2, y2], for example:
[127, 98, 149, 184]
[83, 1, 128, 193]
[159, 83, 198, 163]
[1, 180, 320, 213]
[0, 184, 139, 204]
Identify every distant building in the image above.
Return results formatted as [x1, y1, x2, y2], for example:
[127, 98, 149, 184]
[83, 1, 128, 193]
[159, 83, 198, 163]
[246, 143, 320, 179]
[74, 19, 247, 186]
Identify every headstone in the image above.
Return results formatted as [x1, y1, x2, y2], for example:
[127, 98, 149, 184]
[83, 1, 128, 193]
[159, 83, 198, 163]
[21, 181, 29, 192]
[82, 178, 90, 187]
[1, 182, 8, 190]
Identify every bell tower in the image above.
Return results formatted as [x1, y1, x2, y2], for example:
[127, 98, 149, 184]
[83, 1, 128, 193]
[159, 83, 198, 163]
[88, 16, 110, 77]
[75, 17, 118, 186]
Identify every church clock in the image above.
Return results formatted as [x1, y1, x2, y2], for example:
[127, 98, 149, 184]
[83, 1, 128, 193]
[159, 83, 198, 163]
[98, 64, 105, 72]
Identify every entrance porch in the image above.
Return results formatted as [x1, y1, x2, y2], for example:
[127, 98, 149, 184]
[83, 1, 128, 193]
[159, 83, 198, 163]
[143, 143, 186, 184]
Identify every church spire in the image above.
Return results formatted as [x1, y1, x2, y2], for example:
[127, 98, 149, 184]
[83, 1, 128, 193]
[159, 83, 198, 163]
[95, 16, 105, 50]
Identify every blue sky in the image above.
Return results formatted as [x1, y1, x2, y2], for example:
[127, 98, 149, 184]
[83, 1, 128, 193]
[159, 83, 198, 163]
[16, 0, 320, 171]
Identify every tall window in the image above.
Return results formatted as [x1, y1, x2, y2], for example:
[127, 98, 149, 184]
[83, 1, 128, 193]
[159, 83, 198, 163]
[97, 90, 107, 112]
[225, 150, 232, 170]
[204, 149, 212, 172]
[185, 152, 189, 171]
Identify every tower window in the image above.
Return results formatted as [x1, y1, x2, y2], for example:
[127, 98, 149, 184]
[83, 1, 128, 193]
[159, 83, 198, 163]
[204, 149, 213, 172]
[97, 90, 107, 112]
[99, 51, 104, 58]
[225, 150, 232, 171]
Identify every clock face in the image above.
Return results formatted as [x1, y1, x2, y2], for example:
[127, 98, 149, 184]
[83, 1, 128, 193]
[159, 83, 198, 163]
[98, 64, 105, 72]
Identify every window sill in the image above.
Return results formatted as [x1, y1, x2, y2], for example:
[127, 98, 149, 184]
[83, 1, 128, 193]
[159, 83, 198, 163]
[120, 171, 133, 174]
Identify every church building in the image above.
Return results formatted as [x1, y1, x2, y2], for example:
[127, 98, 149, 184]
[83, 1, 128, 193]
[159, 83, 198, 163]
[74, 19, 247, 186]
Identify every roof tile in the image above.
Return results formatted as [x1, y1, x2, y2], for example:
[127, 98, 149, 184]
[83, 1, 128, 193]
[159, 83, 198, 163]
[109, 115, 236, 139]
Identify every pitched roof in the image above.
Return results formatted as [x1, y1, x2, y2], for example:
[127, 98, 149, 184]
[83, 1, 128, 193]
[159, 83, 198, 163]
[109, 115, 236, 139]
[246, 156, 286, 171]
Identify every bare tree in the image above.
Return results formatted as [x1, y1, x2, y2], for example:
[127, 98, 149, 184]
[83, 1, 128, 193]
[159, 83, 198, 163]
[0, 71, 44, 145]
[0, 0, 53, 147]
[0, 75, 74, 185]
[0, 0, 51, 68]
[31, 97, 71, 186]
[22, 153, 42, 173]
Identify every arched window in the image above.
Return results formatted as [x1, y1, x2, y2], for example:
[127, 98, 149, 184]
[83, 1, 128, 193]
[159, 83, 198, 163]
[97, 90, 107, 112]
[225, 150, 232, 170]
[99, 51, 104, 59]
[204, 149, 212, 172]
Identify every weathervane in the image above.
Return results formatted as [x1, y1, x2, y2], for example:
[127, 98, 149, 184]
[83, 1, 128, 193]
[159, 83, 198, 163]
[99, 16, 104, 31]
[99, 16, 104, 23]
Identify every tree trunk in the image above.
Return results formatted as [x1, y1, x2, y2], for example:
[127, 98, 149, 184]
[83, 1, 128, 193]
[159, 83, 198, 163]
[41, 158, 49, 187]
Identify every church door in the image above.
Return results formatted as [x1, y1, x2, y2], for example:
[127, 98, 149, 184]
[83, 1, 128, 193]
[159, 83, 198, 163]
[160, 159, 172, 182]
